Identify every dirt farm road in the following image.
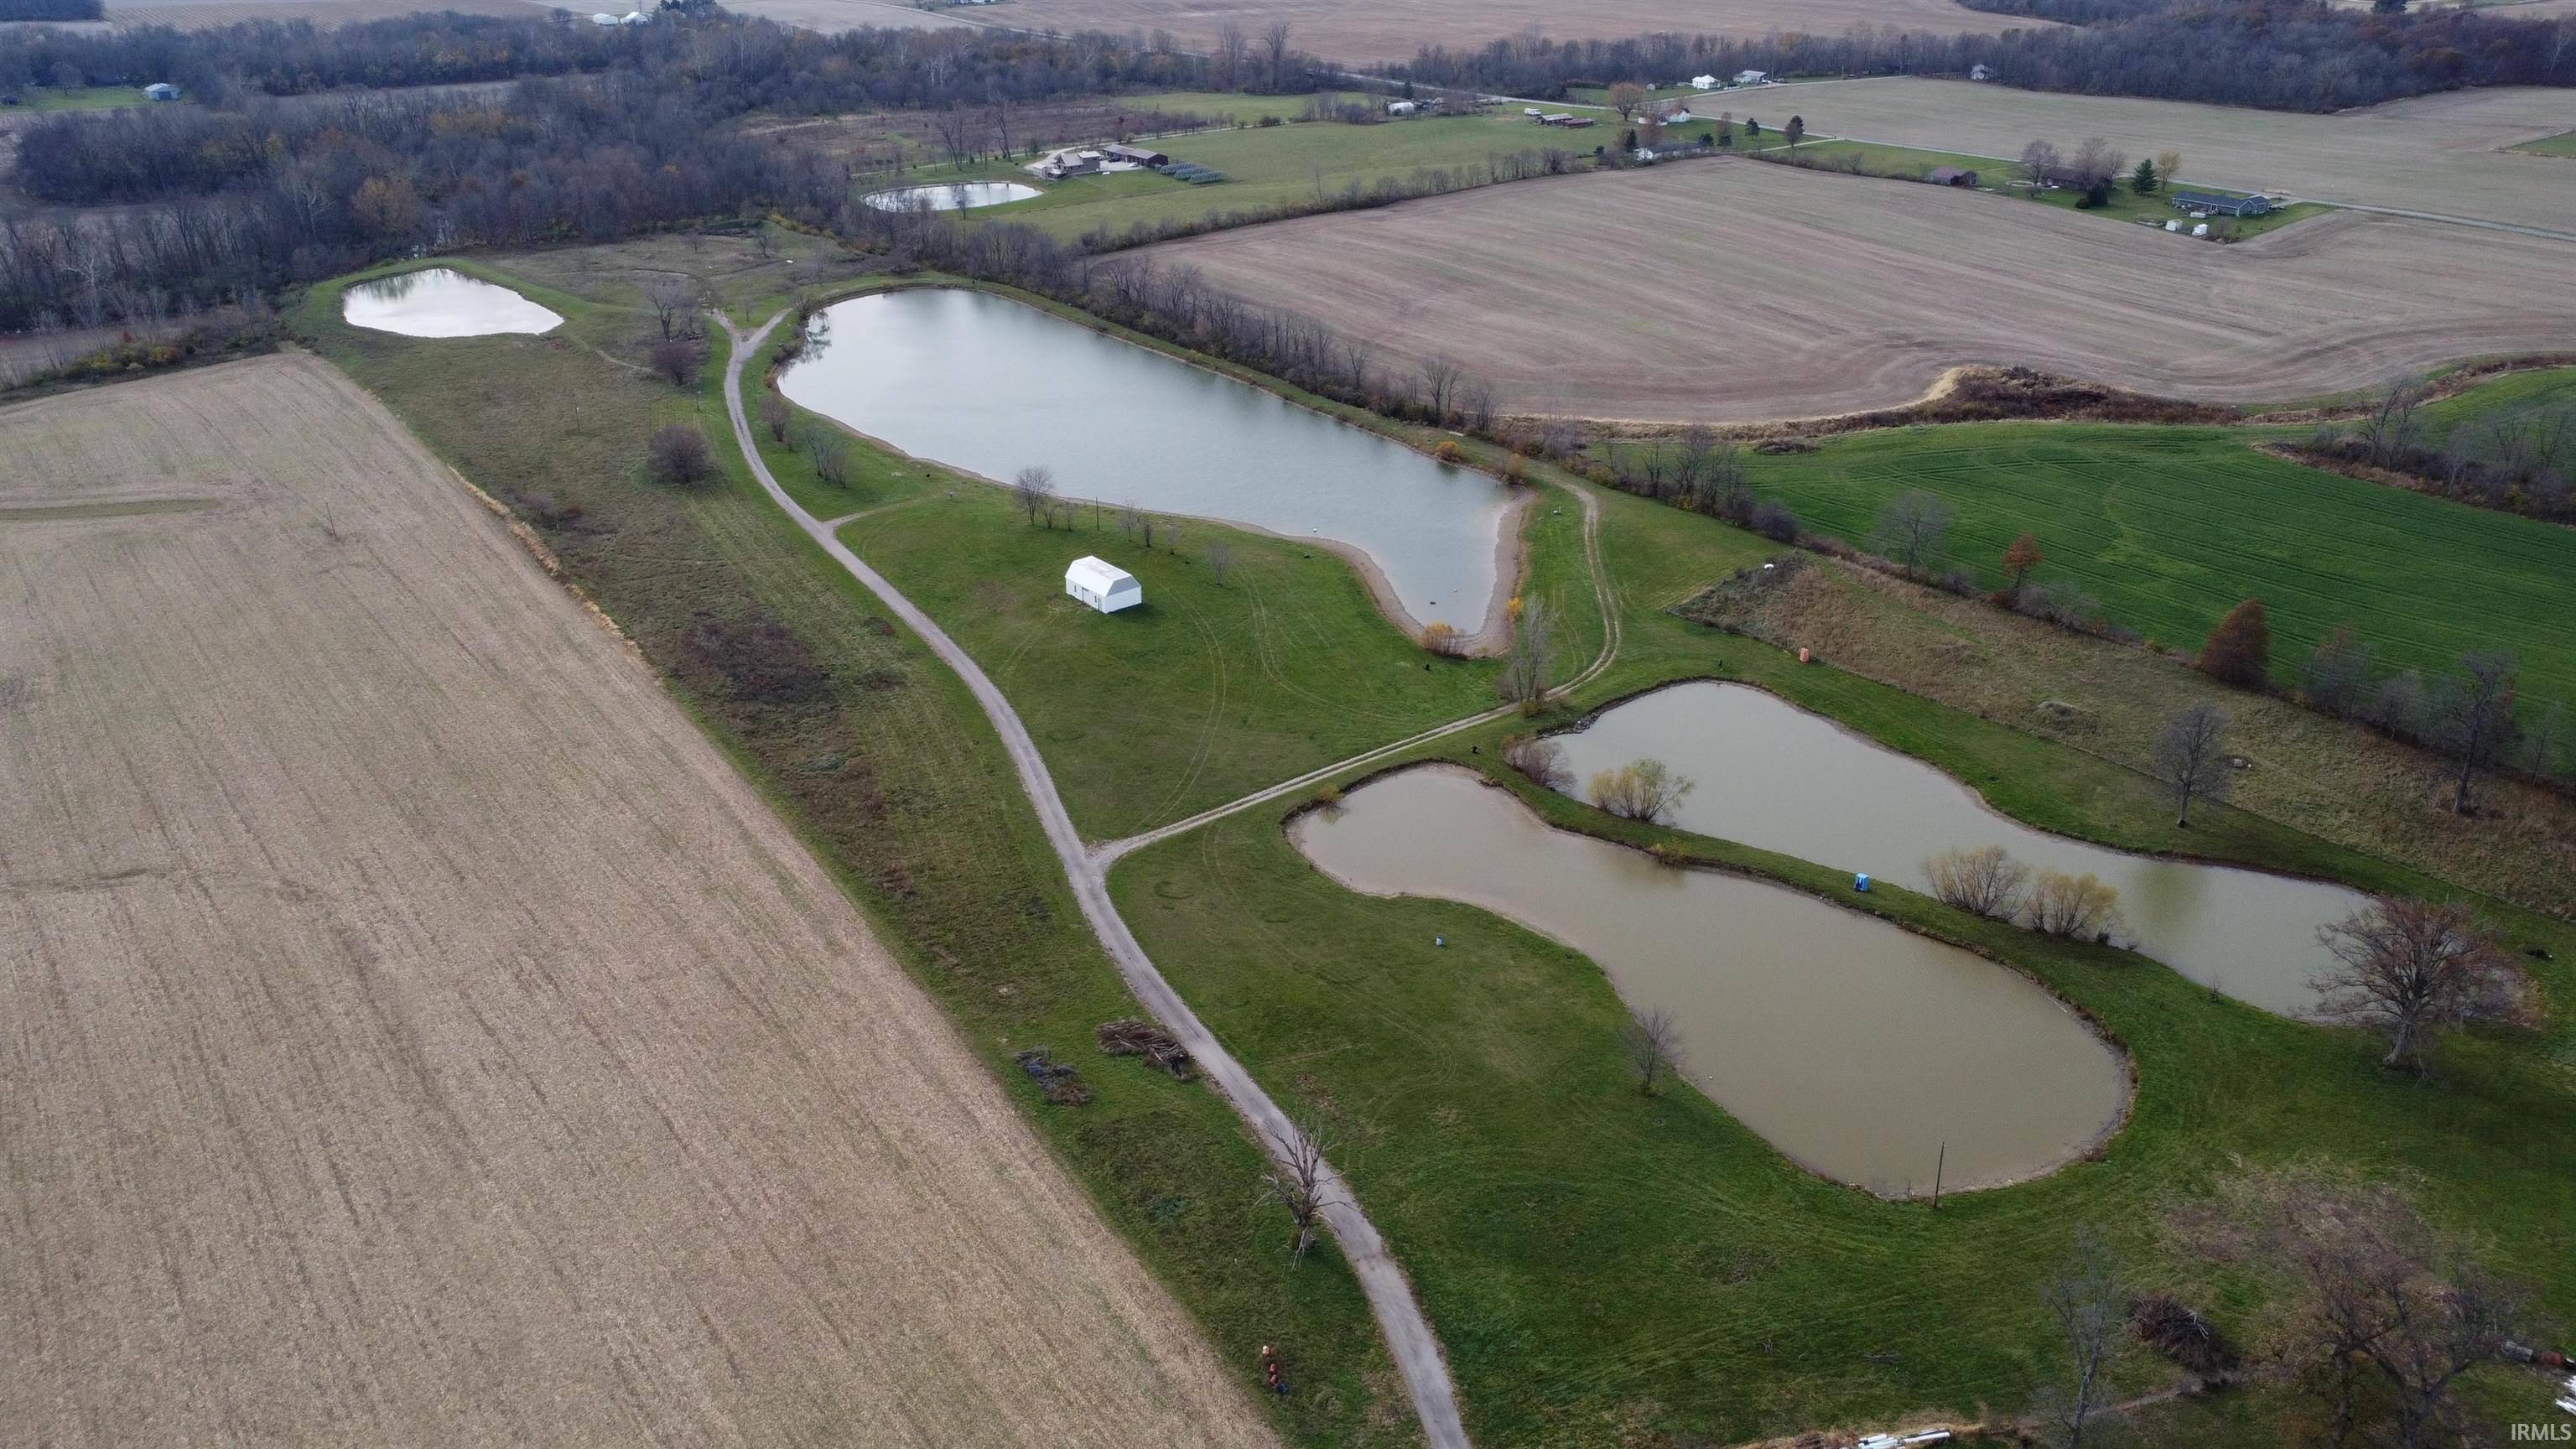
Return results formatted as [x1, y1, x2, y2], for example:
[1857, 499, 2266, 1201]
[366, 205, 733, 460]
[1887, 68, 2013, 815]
[720, 312, 1473, 1448]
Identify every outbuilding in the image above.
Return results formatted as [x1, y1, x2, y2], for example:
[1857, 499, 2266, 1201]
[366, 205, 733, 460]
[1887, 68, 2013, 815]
[1970, 63, 1992, 81]
[1065, 556, 1142, 614]
[2168, 190, 2272, 217]
[1101, 143, 1168, 166]
[1734, 70, 1770, 86]
[1386, 100, 1419, 116]
[143, 81, 179, 101]
[1927, 165, 1978, 187]
[1690, 74, 1719, 90]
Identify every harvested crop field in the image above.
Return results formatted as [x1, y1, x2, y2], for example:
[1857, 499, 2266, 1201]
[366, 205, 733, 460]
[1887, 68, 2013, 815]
[0, 356, 1273, 1448]
[989, 0, 2023, 63]
[1771, 78, 2576, 235]
[1138, 161, 2576, 421]
[107, 0, 546, 23]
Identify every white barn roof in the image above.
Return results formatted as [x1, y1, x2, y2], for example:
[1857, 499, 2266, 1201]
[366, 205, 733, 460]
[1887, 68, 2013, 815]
[1065, 555, 1142, 613]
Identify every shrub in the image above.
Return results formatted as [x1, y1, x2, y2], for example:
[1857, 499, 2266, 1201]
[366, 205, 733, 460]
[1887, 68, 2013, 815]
[1749, 499, 1799, 542]
[1434, 439, 1467, 463]
[647, 423, 715, 486]
[758, 391, 792, 443]
[1501, 734, 1569, 791]
[1420, 621, 1468, 657]
[1587, 758, 1695, 823]
[649, 336, 701, 387]
[1924, 844, 2031, 920]
[2130, 1294, 2241, 1377]
[2196, 597, 2272, 690]
[2026, 868, 2124, 941]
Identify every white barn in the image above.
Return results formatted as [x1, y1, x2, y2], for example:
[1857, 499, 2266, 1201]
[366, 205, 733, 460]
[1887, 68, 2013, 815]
[1065, 556, 1142, 614]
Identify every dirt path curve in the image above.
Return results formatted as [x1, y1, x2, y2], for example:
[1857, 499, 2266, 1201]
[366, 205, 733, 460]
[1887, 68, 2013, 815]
[718, 312, 1472, 1449]
[1098, 477, 1617, 866]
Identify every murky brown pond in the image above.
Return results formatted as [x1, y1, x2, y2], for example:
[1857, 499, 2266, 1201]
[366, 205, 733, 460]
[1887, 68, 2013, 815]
[1292, 766, 2128, 1196]
[1550, 682, 2371, 1016]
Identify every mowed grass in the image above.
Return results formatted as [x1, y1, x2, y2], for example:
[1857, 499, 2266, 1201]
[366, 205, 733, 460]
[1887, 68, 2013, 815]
[971, 110, 1594, 241]
[2508, 129, 2576, 158]
[1112, 476, 2576, 1446]
[2426, 365, 2576, 451]
[294, 247, 1413, 1447]
[1714, 422, 2576, 707]
[1, 85, 148, 112]
[839, 486, 1504, 841]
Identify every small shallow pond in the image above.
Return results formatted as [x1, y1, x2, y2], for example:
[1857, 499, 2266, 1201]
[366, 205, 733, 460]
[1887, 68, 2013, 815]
[777, 288, 1516, 636]
[1550, 682, 2372, 1016]
[862, 181, 1043, 211]
[340, 267, 562, 338]
[1293, 766, 2128, 1196]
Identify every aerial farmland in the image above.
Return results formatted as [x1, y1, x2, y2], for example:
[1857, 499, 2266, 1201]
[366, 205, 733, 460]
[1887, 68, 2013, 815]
[4, 3, 2574, 1446]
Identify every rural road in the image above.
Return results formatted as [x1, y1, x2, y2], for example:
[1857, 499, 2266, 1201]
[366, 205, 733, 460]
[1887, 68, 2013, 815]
[719, 311, 1473, 1449]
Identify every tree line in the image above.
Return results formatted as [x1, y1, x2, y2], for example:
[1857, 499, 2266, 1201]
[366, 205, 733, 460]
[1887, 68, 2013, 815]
[1374, 3, 2576, 113]
[0, 0, 100, 23]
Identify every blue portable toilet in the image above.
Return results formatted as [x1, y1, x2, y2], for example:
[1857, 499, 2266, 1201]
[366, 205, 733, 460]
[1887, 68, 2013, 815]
[1853, 873, 1872, 892]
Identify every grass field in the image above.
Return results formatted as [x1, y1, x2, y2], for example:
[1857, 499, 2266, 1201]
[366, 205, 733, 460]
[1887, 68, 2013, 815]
[294, 246, 1415, 1447]
[0, 84, 147, 111]
[1766, 137, 2329, 239]
[964, 108, 1599, 242]
[2512, 129, 2576, 158]
[0, 352, 1274, 1446]
[2426, 364, 2576, 443]
[1713, 419, 2576, 707]
[1107, 478, 2575, 1446]
[838, 486, 1507, 841]
[1749, 77, 2576, 235]
[1137, 162, 2576, 421]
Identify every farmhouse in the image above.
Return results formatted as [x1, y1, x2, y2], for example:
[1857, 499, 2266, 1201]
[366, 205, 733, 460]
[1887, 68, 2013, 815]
[1065, 556, 1143, 614]
[1690, 74, 1719, 90]
[1039, 148, 1104, 178]
[1101, 143, 1168, 166]
[2169, 190, 2273, 217]
[1927, 165, 1978, 187]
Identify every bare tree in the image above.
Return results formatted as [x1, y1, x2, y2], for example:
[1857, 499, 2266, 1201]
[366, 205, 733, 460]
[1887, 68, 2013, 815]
[1204, 536, 1233, 586]
[1213, 21, 1249, 87]
[1419, 355, 1466, 424]
[1606, 81, 1648, 121]
[1012, 465, 1057, 527]
[2154, 148, 2183, 185]
[2149, 701, 2232, 827]
[808, 430, 852, 486]
[2179, 1168, 2528, 1449]
[2312, 898, 2527, 1073]
[1871, 488, 1953, 574]
[1588, 758, 1693, 823]
[2021, 137, 2064, 183]
[2038, 1228, 2124, 1449]
[1924, 844, 2031, 920]
[647, 276, 699, 340]
[758, 390, 792, 444]
[647, 423, 714, 486]
[1259, 19, 1293, 90]
[1257, 1118, 1337, 1262]
[1501, 734, 1568, 791]
[648, 335, 699, 387]
[1501, 597, 1554, 713]
[1622, 1006, 1685, 1095]
[2360, 378, 2428, 468]
[2069, 135, 2126, 190]
[931, 104, 981, 170]
[2425, 651, 2518, 814]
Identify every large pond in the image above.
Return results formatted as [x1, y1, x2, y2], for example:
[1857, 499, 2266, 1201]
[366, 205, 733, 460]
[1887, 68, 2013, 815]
[776, 288, 1515, 635]
[1550, 683, 2372, 1017]
[862, 181, 1043, 211]
[1293, 766, 2128, 1196]
[340, 267, 562, 338]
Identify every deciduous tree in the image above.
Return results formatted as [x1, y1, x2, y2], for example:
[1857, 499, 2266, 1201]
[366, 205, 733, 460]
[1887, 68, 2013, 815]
[2195, 597, 2271, 689]
[2149, 700, 2231, 827]
[1588, 758, 1694, 823]
[1012, 465, 1056, 527]
[1871, 488, 1952, 574]
[1622, 1005, 1685, 1095]
[2425, 651, 2518, 813]
[1924, 844, 2030, 919]
[2002, 532, 2044, 598]
[2313, 897, 2527, 1072]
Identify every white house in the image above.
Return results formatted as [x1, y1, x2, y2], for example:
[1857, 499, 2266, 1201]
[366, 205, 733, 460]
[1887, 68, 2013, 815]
[1065, 556, 1142, 614]
[589, 12, 620, 23]
[1689, 74, 1719, 90]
